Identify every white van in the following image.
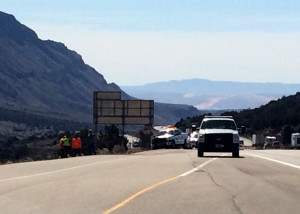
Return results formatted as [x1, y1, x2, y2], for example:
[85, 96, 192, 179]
[291, 133, 300, 149]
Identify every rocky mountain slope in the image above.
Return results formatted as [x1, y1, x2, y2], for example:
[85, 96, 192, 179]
[0, 11, 124, 122]
[0, 11, 201, 133]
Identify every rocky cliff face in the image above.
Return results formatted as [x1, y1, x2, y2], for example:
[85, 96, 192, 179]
[0, 11, 202, 129]
[0, 11, 123, 122]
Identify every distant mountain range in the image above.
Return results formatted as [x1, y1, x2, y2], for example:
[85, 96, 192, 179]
[0, 11, 201, 133]
[121, 79, 300, 109]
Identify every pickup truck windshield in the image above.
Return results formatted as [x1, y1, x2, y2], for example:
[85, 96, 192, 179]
[201, 120, 237, 130]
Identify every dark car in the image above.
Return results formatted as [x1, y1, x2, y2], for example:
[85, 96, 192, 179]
[271, 141, 280, 149]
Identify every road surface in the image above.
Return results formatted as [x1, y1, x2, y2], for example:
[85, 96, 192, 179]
[0, 149, 299, 214]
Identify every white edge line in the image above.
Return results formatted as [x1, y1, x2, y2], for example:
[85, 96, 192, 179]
[247, 154, 300, 170]
[0, 156, 139, 182]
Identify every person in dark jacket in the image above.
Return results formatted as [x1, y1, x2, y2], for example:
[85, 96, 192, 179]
[87, 129, 96, 155]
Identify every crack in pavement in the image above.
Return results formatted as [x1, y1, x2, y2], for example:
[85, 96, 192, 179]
[199, 169, 243, 214]
[187, 153, 199, 169]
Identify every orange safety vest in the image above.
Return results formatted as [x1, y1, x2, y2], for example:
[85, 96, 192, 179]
[71, 137, 82, 149]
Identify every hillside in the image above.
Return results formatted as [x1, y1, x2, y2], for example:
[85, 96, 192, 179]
[0, 11, 201, 135]
[176, 92, 300, 144]
[121, 79, 300, 109]
[154, 102, 216, 125]
[223, 92, 300, 132]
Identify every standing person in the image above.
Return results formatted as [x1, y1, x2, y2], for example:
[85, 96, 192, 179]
[98, 131, 104, 150]
[59, 135, 64, 158]
[62, 135, 71, 158]
[71, 133, 82, 157]
[87, 129, 96, 155]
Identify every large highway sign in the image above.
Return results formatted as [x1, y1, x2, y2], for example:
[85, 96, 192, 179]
[93, 91, 154, 125]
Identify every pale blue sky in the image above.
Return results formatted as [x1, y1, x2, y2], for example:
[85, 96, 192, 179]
[1, 0, 300, 85]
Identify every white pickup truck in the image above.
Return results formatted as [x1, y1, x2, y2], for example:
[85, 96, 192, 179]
[152, 126, 188, 149]
[197, 116, 240, 157]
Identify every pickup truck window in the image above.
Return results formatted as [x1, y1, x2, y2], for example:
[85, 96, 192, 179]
[201, 120, 237, 130]
[174, 130, 181, 135]
[157, 131, 167, 136]
[168, 130, 175, 135]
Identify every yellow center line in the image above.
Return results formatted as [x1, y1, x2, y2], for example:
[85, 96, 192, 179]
[103, 157, 220, 214]
[102, 175, 180, 214]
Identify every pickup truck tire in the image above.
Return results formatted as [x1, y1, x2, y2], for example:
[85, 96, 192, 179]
[232, 144, 239, 158]
[197, 145, 204, 157]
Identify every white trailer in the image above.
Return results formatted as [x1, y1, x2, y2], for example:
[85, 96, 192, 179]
[291, 133, 300, 149]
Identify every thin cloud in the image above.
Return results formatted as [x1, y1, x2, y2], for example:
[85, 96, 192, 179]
[42, 30, 300, 85]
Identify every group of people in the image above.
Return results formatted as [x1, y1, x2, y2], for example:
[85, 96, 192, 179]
[59, 130, 96, 158]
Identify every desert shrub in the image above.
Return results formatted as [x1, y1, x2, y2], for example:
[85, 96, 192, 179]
[14, 144, 29, 159]
[0, 141, 14, 163]
[100, 125, 128, 152]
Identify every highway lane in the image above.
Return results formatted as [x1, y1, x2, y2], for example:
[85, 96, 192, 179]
[0, 149, 299, 214]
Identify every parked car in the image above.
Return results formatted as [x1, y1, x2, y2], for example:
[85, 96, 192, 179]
[271, 141, 280, 149]
[152, 126, 188, 149]
[186, 131, 199, 149]
[264, 136, 277, 149]
[132, 138, 141, 147]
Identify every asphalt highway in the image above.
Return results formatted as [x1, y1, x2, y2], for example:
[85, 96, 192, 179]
[0, 149, 299, 214]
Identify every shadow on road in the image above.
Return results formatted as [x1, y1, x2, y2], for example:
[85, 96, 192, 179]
[199, 156, 245, 159]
